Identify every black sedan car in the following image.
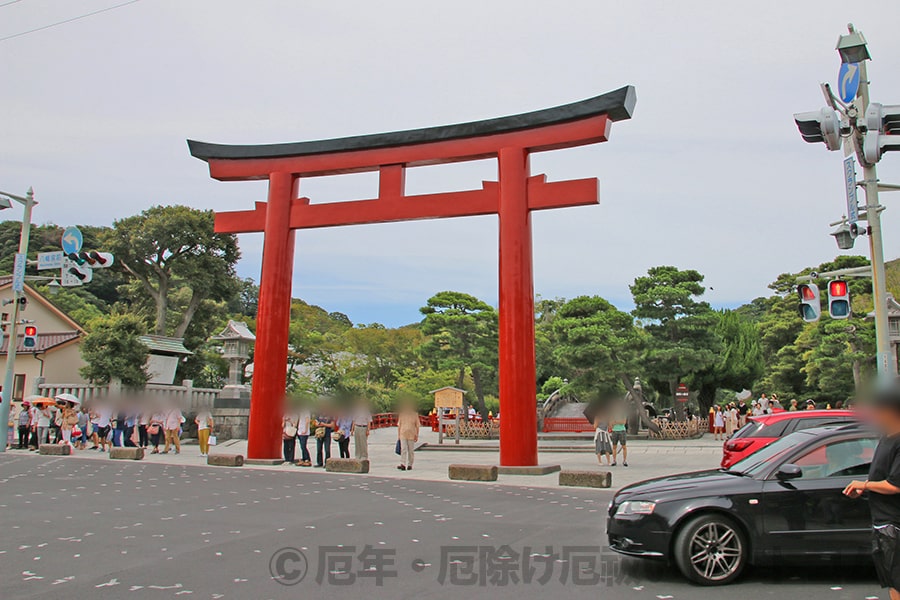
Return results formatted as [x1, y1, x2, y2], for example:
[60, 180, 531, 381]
[608, 424, 877, 585]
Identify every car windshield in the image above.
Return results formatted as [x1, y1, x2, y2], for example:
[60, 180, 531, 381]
[726, 430, 817, 477]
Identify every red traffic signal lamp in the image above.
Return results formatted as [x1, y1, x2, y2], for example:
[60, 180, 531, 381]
[828, 280, 851, 319]
[23, 325, 37, 350]
[797, 283, 821, 322]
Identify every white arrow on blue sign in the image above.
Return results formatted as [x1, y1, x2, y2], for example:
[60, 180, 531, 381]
[61, 226, 83, 255]
[838, 62, 861, 104]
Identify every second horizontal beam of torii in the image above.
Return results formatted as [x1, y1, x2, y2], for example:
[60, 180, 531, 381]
[214, 173, 598, 233]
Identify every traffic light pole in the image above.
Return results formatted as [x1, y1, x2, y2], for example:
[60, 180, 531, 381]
[0, 187, 35, 453]
[855, 61, 895, 379]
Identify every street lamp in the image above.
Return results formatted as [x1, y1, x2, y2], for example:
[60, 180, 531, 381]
[831, 222, 856, 250]
[836, 26, 870, 64]
[46, 279, 60, 296]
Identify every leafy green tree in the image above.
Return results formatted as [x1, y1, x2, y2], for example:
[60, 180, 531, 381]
[80, 313, 150, 387]
[343, 323, 424, 389]
[420, 291, 498, 418]
[395, 366, 464, 413]
[691, 310, 764, 411]
[534, 295, 566, 389]
[630, 266, 722, 414]
[104, 205, 240, 337]
[552, 295, 642, 398]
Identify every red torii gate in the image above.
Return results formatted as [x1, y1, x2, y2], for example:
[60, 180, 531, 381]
[188, 86, 635, 466]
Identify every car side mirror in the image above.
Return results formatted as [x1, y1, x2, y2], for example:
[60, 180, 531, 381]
[776, 464, 803, 481]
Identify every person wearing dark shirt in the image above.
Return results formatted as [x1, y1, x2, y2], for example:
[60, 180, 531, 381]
[844, 384, 900, 599]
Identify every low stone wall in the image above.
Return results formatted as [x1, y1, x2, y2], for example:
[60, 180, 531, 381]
[210, 407, 250, 441]
[448, 464, 498, 481]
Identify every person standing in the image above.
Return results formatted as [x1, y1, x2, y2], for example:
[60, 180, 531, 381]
[713, 406, 725, 441]
[844, 385, 900, 600]
[162, 405, 182, 454]
[737, 399, 749, 427]
[789, 399, 799, 412]
[138, 412, 150, 448]
[148, 411, 165, 454]
[397, 400, 420, 471]
[36, 404, 52, 447]
[282, 412, 297, 464]
[610, 407, 628, 467]
[314, 411, 334, 468]
[296, 404, 311, 466]
[725, 403, 738, 438]
[17, 401, 32, 449]
[335, 412, 353, 459]
[352, 398, 371, 460]
[195, 410, 213, 456]
[593, 415, 613, 466]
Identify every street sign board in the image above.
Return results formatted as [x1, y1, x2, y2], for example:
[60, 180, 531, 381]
[61, 226, 83, 255]
[12, 253, 25, 292]
[60, 258, 90, 287]
[843, 155, 859, 223]
[838, 62, 860, 104]
[675, 383, 689, 403]
[37, 251, 64, 271]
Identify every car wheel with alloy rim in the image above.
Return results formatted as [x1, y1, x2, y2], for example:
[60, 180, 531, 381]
[673, 514, 747, 585]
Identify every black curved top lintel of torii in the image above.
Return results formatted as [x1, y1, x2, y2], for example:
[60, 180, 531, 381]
[187, 85, 636, 162]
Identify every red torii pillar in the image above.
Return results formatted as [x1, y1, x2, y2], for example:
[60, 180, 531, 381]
[188, 86, 635, 466]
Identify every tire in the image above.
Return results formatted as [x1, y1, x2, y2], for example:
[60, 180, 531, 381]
[673, 513, 748, 585]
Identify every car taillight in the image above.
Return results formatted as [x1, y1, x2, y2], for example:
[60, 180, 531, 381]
[725, 439, 753, 452]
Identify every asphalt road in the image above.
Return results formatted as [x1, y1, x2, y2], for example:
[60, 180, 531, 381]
[0, 454, 883, 600]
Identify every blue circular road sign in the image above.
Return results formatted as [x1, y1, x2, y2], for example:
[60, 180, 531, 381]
[838, 62, 861, 104]
[61, 226, 83, 255]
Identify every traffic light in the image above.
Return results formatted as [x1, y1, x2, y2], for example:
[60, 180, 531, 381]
[828, 280, 851, 319]
[23, 325, 37, 350]
[66, 260, 93, 284]
[862, 103, 900, 165]
[793, 107, 842, 151]
[87, 251, 114, 268]
[798, 283, 821, 322]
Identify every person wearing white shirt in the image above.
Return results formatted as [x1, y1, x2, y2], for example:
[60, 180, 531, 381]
[352, 399, 372, 461]
[194, 410, 213, 456]
[296, 407, 311, 466]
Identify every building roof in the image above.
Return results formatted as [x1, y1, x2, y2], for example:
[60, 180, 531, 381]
[867, 294, 900, 319]
[0, 331, 81, 355]
[212, 320, 256, 341]
[0, 276, 86, 334]
[138, 335, 193, 356]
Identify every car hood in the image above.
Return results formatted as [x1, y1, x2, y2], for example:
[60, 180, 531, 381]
[614, 469, 759, 503]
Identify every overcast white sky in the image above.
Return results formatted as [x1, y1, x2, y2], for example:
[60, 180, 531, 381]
[2, 0, 900, 326]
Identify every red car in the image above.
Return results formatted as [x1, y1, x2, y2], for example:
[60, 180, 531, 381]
[720, 409, 857, 468]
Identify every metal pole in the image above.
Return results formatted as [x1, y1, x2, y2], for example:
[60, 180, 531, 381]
[0, 187, 35, 452]
[855, 62, 895, 379]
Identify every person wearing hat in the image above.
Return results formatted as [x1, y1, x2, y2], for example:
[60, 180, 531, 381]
[805, 399, 817, 410]
[844, 384, 900, 599]
[16, 401, 32, 449]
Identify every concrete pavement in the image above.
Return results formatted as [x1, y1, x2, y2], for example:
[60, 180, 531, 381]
[0, 450, 881, 600]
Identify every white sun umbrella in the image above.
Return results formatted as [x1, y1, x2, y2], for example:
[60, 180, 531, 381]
[55, 393, 81, 406]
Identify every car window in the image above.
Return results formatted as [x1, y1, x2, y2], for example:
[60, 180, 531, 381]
[790, 437, 877, 479]
[750, 420, 789, 438]
[731, 421, 761, 439]
[792, 417, 853, 433]
[729, 432, 816, 477]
